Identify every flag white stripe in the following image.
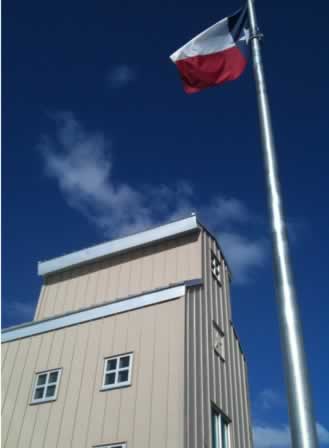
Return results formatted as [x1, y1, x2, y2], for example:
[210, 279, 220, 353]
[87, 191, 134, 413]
[170, 17, 235, 62]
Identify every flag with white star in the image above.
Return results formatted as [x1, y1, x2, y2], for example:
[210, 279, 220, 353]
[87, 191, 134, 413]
[170, 6, 250, 94]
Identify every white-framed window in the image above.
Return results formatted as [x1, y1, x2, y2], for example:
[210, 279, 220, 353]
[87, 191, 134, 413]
[213, 321, 225, 361]
[102, 353, 133, 390]
[212, 407, 231, 448]
[31, 368, 62, 404]
[211, 253, 221, 283]
[94, 444, 126, 448]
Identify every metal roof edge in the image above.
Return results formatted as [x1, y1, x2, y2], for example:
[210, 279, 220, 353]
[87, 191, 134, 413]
[38, 215, 199, 277]
[2, 283, 189, 343]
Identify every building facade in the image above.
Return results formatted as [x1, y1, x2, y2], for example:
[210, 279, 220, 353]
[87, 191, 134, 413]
[2, 215, 253, 448]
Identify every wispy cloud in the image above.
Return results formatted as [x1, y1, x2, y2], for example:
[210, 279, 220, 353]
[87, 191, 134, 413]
[202, 196, 250, 225]
[106, 65, 137, 88]
[253, 388, 329, 447]
[39, 113, 267, 283]
[217, 232, 265, 283]
[253, 424, 291, 448]
[257, 388, 285, 410]
[200, 197, 266, 283]
[253, 422, 329, 448]
[318, 424, 329, 445]
[3, 299, 36, 324]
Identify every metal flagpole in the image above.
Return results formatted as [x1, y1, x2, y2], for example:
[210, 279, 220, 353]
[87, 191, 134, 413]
[246, 1, 318, 447]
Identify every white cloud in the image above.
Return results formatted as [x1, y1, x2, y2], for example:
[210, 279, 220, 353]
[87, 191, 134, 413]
[106, 65, 136, 88]
[258, 388, 285, 410]
[218, 232, 266, 284]
[4, 299, 36, 323]
[253, 424, 291, 448]
[202, 196, 250, 225]
[200, 197, 266, 283]
[317, 423, 329, 444]
[39, 113, 267, 283]
[253, 422, 329, 448]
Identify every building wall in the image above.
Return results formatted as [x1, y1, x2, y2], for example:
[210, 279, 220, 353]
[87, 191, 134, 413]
[2, 297, 185, 448]
[35, 231, 201, 320]
[185, 229, 253, 448]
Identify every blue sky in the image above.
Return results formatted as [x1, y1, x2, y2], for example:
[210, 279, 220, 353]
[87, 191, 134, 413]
[3, 0, 329, 446]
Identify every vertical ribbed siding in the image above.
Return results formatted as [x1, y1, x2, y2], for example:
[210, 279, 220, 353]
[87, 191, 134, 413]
[185, 229, 253, 448]
[36, 232, 202, 320]
[2, 297, 185, 448]
[185, 285, 203, 448]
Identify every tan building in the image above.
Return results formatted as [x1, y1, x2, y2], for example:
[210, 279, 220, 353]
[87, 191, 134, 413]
[2, 215, 253, 448]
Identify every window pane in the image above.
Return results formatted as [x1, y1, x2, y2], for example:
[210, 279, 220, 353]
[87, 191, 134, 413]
[34, 387, 44, 400]
[212, 410, 219, 448]
[119, 356, 130, 368]
[221, 419, 229, 448]
[107, 358, 117, 371]
[37, 374, 47, 386]
[48, 371, 58, 383]
[46, 385, 56, 398]
[118, 370, 128, 383]
[105, 372, 116, 385]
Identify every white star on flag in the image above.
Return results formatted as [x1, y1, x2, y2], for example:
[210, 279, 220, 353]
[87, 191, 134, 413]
[239, 27, 250, 44]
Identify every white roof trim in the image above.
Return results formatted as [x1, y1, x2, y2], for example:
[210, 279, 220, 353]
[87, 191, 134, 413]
[2, 284, 186, 343]
[38, 215, 199, 276]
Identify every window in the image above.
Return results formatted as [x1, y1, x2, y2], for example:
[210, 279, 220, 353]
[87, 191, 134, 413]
[212, 407, 230, 448]
[213, 322, 225, 361]
[102, 353, 133, 390]
[31, 369, 62, 404]
[211, 254, 221, 283]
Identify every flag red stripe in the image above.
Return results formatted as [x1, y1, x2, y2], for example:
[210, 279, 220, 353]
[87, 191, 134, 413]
[175, 46, 247, 94]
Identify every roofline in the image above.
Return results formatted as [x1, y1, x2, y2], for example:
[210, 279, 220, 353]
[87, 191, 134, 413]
[2, 279, 203, 343]
[38, 215, 199, 277]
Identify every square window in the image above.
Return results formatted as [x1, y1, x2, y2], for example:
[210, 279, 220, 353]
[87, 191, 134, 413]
[102, 354, 133, 390]
[31, 369, 61, 404]
[211, 254, 221, 283]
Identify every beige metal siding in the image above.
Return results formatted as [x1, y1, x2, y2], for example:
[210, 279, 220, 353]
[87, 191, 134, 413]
[2, 296, 185, 448]
[185, 230, 253, 448]
[36, 232, 201, 320]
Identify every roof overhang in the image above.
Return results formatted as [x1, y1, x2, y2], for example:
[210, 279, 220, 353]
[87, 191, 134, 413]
[38, 215, 199, 277]
[2, 283, 190, 343]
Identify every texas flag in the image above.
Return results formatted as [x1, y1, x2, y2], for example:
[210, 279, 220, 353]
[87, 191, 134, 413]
[170, 7, 250, 94]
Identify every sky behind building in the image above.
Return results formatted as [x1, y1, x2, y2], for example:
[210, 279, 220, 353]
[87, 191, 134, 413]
[3, 0, 329, 446]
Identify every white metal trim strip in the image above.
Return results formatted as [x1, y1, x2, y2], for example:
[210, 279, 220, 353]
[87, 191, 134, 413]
[38, 215, 198, 276]
[2, 285, 186, 343]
